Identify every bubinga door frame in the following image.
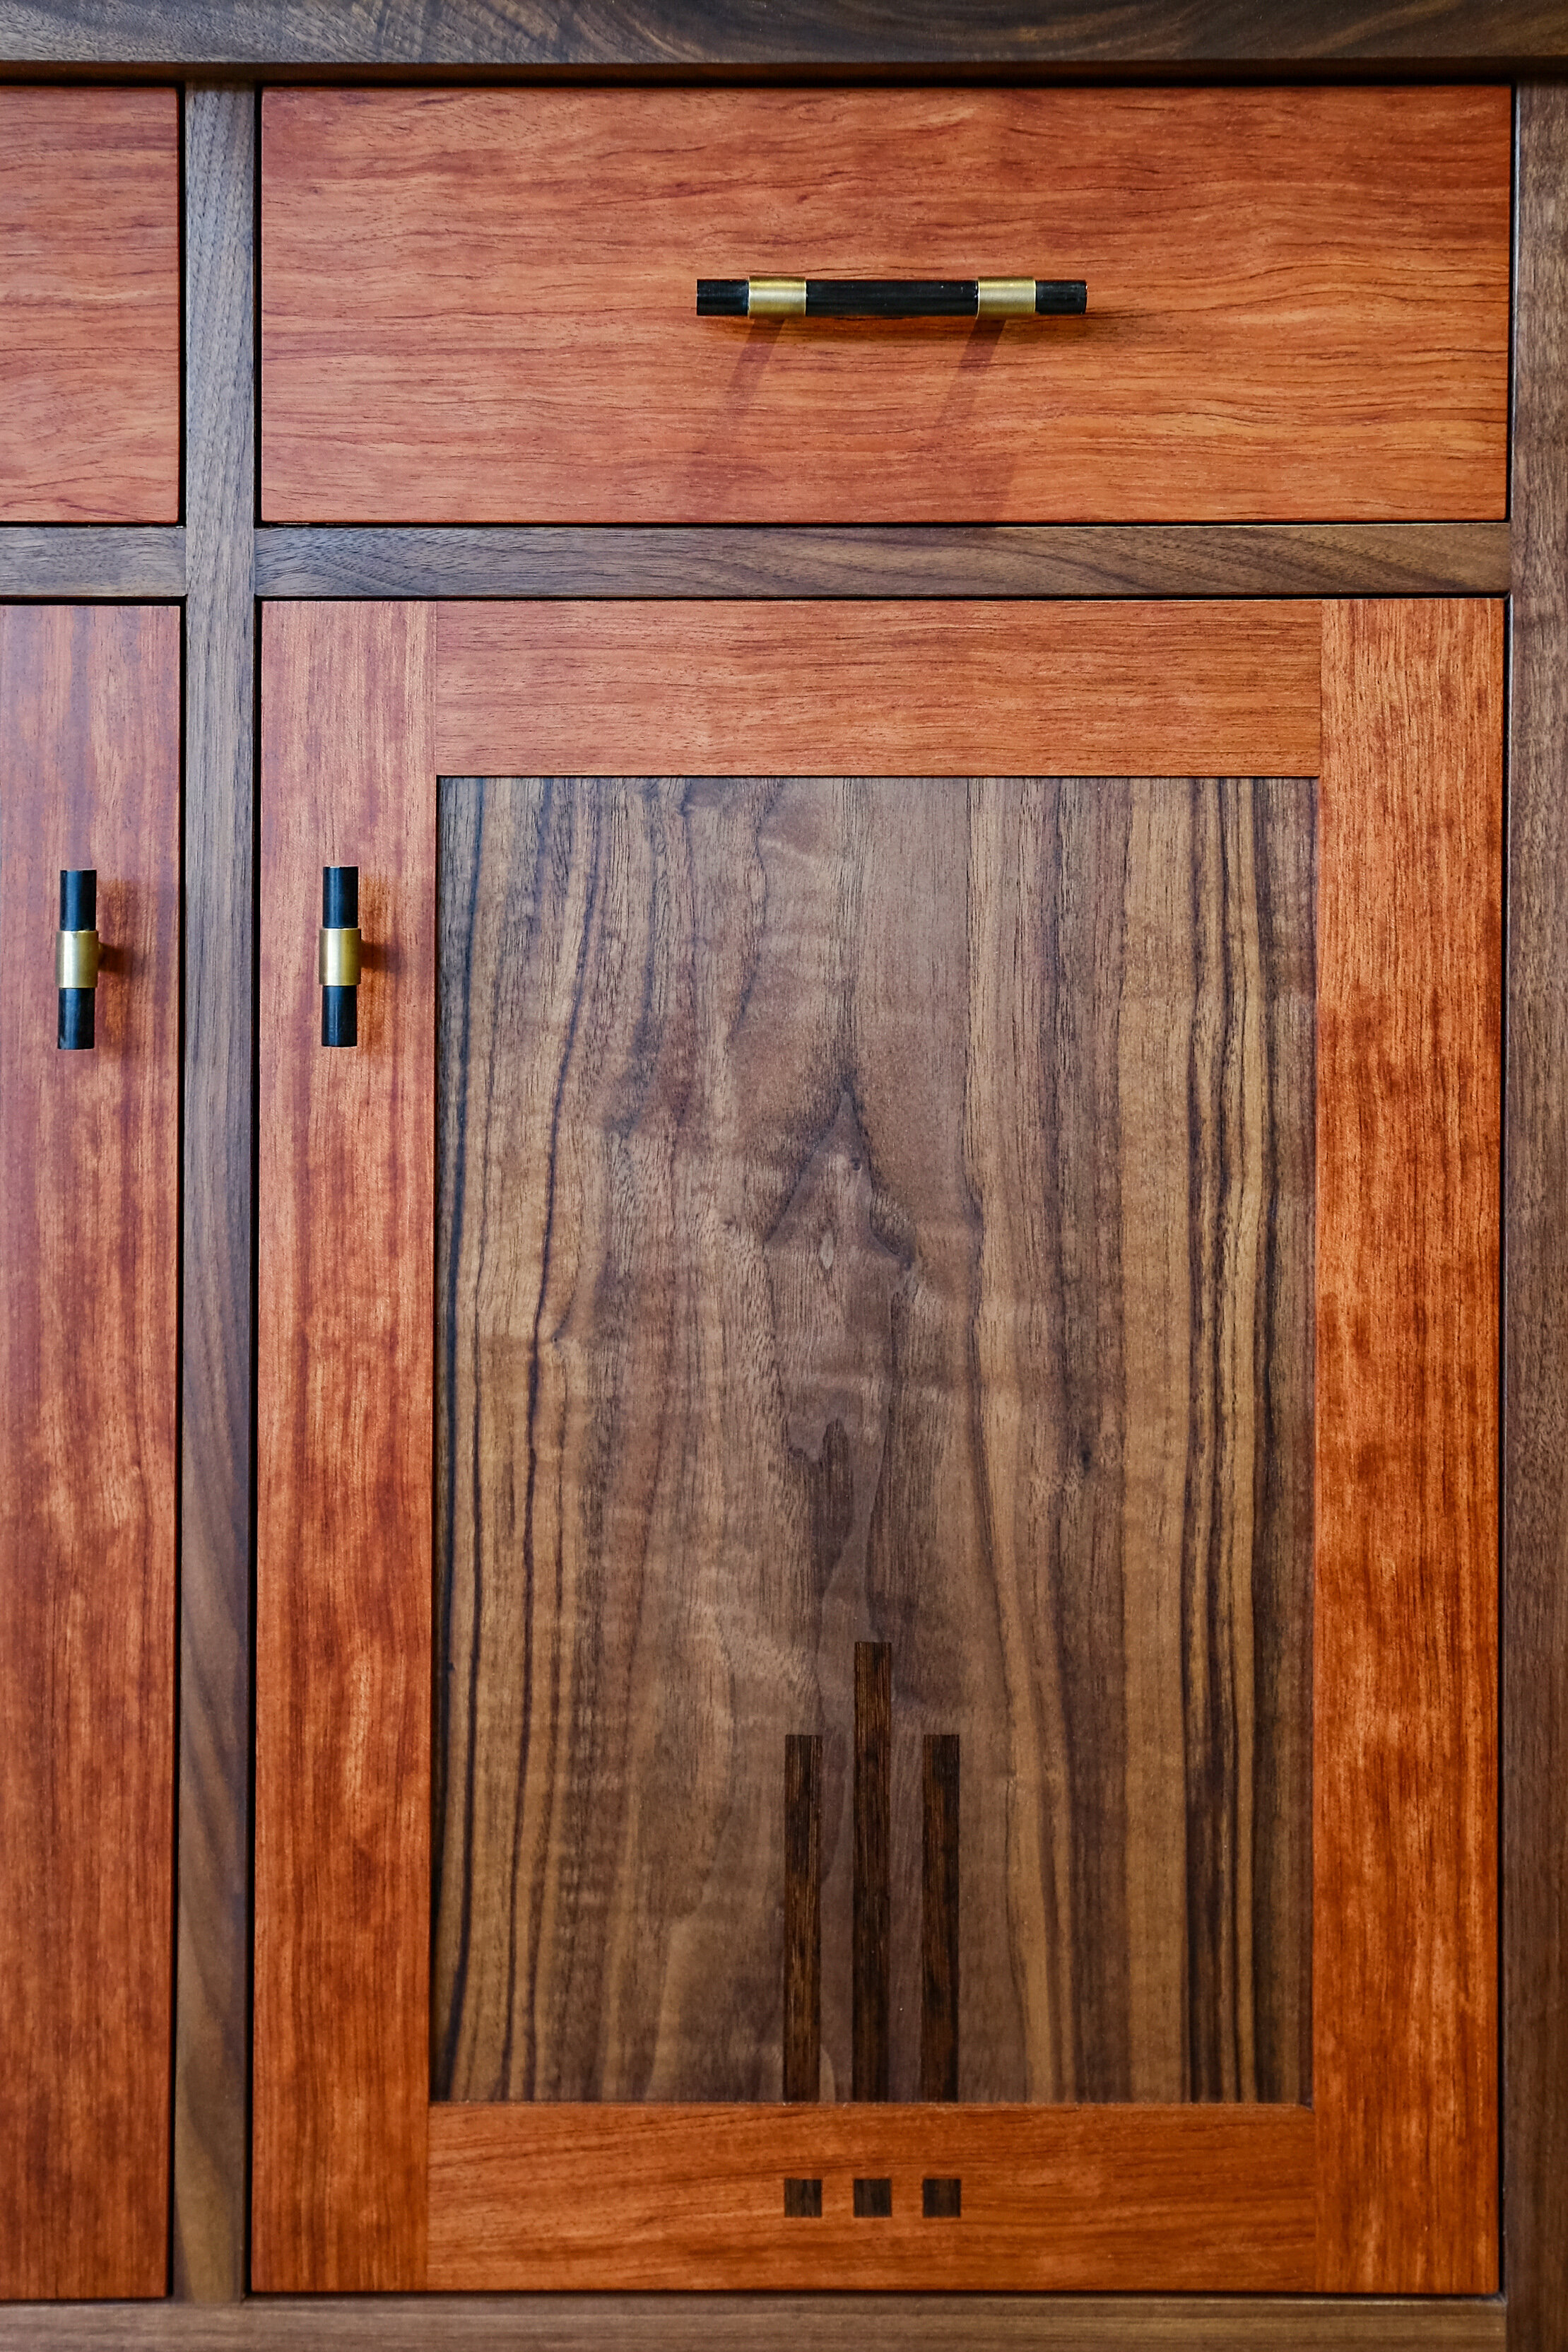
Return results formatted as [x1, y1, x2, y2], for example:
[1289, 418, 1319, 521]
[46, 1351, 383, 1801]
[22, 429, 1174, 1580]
[3, 16, 1567, 2346]
[253, 596, 1497, 2296]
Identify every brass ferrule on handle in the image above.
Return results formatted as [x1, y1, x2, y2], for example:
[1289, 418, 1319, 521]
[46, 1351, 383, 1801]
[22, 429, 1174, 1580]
[697, 276, 1087, 321]
[318, 926, 362, 987]
[56, 929, 101, 990]
[57, 869, 100, 1052]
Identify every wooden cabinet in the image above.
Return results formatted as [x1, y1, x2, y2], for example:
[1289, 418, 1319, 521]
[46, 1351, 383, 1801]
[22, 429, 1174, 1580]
[252, 595, 1499, 2296]
[0, 92, 180, 524]
[6, 29, 1558, 2339]
[0, 606, 181, 2297]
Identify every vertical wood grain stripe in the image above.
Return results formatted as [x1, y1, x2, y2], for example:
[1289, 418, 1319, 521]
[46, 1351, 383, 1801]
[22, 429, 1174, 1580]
[1506, 82, 1568, 2352]
[784, 1736, 823, 2104]
[434, 604, 1320, 780]
[0, 606, 181, 2296]
[174, 81, 257, 2305]
[854, 1643, 892, 2103]
[254, 604, 436, 2291]
[921, 1736, 960, 2105]
[1314, 599, 1501, 2291]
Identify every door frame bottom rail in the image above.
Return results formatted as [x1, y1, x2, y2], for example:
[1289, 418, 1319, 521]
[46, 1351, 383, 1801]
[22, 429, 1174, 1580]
[0, 2295, 1512, 2348]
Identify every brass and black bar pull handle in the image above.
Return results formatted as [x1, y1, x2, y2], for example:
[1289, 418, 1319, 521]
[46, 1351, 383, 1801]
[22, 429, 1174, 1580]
[697, 276, 1087, 321]
[57, 869, 100, 1052]
[319, 865, 361, 1049]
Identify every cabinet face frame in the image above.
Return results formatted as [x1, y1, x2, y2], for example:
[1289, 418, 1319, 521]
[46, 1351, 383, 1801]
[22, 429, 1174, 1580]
[253, 596, 1499, 2298]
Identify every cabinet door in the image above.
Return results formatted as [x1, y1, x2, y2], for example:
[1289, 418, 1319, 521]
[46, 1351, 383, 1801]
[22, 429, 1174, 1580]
[254, 599, 1498, 2295]
[0, 606, 181, 2297]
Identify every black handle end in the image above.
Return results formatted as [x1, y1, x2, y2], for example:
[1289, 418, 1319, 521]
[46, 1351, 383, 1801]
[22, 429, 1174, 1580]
[697, 278, 750, 317]
[322, 987, 358, 1049]
[60, 867, 96, 930]
[322, 864, 358, 927]
[1036, 280, 1087, 314]
[58, 990, 95, 1051]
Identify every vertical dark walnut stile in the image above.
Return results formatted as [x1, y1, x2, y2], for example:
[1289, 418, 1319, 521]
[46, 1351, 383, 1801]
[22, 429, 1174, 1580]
[174, 83, 257, 2305]
[1507, 81, 1568, 2352]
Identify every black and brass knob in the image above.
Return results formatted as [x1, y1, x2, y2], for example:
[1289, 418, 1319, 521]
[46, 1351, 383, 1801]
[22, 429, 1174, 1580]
[319, 866, 361, 1049]
[57, 869, 100, 1052]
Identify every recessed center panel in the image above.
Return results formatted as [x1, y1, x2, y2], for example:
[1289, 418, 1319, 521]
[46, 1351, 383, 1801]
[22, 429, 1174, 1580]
[432, 773, 1315, 2109]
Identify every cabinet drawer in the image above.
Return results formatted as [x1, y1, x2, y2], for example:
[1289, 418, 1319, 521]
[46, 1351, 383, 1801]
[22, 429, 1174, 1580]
[261, 86, 1509, 527]
[0, 90, 179, 524]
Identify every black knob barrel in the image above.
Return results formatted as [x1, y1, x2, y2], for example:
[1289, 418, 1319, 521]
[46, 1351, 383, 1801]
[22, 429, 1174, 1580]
[58, 867, 97, 1052]
[322, 864, 358, 1049]
[322, 864, 358, 931]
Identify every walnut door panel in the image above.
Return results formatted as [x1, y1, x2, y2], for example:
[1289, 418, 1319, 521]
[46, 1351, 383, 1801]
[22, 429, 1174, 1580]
[0, 606, 181, 2298]
[0, 90, 180, 523]
[259, 88, 1509, 526]
[432, 770, 1315, 2113]
[254, 600, 1498, 2295]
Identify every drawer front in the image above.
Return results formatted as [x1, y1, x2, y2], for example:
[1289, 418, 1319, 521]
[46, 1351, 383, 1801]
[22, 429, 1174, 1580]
[0, 90, 179, 524]
[261, 86, 1509, 527]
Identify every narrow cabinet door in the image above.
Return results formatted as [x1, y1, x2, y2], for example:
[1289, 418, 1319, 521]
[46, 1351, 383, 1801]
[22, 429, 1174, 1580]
[0, 607, 180, 2298]
[254, 599, 1498, 2296]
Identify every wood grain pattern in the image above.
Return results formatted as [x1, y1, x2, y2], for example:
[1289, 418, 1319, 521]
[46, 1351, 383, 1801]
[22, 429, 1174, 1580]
[1314, 600, 1502, 2293]
[430, 770, 1314, 2114]
[252, 522, 1513, 604]
[435, 604, 1320, 778]
[0, 2295, 1512, 2351]
[0, 527, 185, 598]
[1, 0, 1565, 64]
[0, 89, 179, 522]
[783, 1736, 823, 2103]
[0, 605, 181, 2298]
[253, 604, 436, 2292]
[428, 2102, 1314, 2291]
[853, 1645, 892, 2103]
[1504, 82, 1568, 2352]
[260, 88, 1508, 527]
[173, 83, 257, 2307]
[921, 1736, 960, 2103]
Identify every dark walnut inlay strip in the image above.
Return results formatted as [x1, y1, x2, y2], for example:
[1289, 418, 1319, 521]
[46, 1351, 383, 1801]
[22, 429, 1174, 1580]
[784, 1734, 823, 2104]
[432, 772, 1314, 2106]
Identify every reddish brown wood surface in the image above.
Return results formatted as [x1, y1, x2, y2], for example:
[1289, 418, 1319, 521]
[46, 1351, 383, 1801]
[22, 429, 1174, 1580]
[0, 89, 179, 522]
[260, 87, 1509, 527]
[252, 604, 437, 2291]
[426, 2102, 1316, 2291]
[0, 606, 180, 2297]
[253, 597, 1503, 2293]
[435, 604, 1320, 777]
[1314, 600, 1502, 2291]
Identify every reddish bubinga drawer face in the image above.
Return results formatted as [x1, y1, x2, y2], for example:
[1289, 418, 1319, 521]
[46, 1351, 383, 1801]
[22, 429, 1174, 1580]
[0, 90, 179, 523]
[260, 86, 1509, 526]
